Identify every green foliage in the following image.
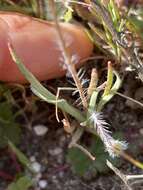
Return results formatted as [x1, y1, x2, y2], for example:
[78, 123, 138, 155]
[7, 176, 33, 190]
[106, 0, 124, 56]
[9, 44, 85, 123]
[88, 0, 125, 57]
[64, 9, 73, 22]
[8, 142, 35, 189]
[7, 1, 138, 177]
[8, 142, 34, 189]
[0, 0, 69, 21]
[0, 0, 33, 15]
[86, 63, 122, 115]
[129, 16, 143, 40]
[67, 136, 121, 176]
[97, 69, 122, 111]
[67, 147, 91, 176]
[9, 41, 124, 176]
[8, 141, 32, 171]
[108, 0, 120, 30]
[0, 102, 21, 147]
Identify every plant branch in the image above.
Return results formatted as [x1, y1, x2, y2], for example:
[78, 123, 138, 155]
[49, 0, 88, 109]
[69, 142, 95, 161]
[107, 160, 132, 190]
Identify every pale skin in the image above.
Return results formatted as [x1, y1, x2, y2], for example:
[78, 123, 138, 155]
[0, 12, 93, 83]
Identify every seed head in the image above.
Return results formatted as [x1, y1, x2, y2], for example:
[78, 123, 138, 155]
[90, 112, 128, 158]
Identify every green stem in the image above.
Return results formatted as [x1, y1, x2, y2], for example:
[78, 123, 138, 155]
[9, 43, 85, 123]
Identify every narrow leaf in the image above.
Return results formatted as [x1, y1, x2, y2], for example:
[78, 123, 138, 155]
[8, 141, 31, 171]
[8, 43, 85, 122]
[97, 70, 122, 111]
[8, 176, 33, 190]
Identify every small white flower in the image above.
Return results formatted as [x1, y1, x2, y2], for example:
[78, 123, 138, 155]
[89, 112, 128, 158]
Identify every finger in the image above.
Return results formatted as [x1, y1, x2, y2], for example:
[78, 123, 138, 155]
[0, 12, 93, 83]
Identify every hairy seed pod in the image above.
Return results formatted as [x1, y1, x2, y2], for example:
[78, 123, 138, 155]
[87, 68, 98, 97]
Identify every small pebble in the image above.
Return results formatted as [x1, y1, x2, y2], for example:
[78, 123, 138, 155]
[31, 162, 41, 173]
[30, 156, 36, 162]
[33, 125, 48, 136]
[140, 128, 143, 135]
[48, 147, 62, 156]
[38, 180, 48, 189]
[36, 173, 42, 180]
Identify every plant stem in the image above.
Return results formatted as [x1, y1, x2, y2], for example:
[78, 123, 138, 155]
[116, 92, 143, 108]
[121, 152, 143, 170]
[8, 43, 85, 123]
[49, 0, 88, 109]
[107, 160, 132, 190]
[127, 175, 143, 180]
[70, 142, 95, 160]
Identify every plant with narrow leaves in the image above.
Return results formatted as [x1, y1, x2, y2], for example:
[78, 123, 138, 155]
[5, 0, 143, 183]
[9, 34, 128, 161]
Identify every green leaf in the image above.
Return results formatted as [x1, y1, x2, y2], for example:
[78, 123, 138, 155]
[91, 137, 120, 173]
[97, 70, 122, 111]
[0, 102, 21, 147]
[91, 137, 108, 172]
[0, 123, 20, 147]
[8, 176, 33, 190]
[129, 16, 143, 40]
[8, 141, 31, 171]
[9, 43, 85, 123]
[0, 84, 12, 101]
[108, 0, 120, 28]
[102, 62, 113, 96]
[88, 91, 99, 112]
[64, 9, 73, 22]
[0, 102, 14, 122]
[67, 134, 122, 176]
[67, 147, 92, 176]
